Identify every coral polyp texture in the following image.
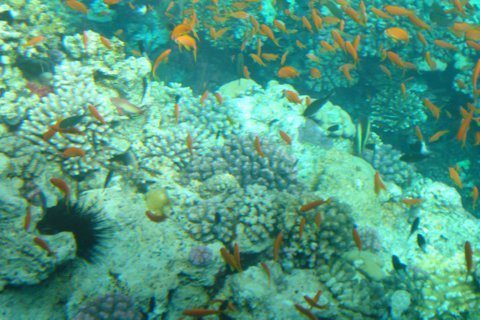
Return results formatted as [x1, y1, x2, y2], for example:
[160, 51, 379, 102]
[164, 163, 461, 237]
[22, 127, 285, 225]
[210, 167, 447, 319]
[16, 61, 128, 177]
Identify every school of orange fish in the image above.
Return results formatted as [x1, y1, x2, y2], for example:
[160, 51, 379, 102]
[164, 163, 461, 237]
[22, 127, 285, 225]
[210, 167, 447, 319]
[21, 0, 480, 317]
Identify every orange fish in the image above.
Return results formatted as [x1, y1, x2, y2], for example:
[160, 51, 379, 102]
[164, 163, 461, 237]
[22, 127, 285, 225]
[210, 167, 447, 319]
[277, 66, 299, 78]
[434, 39, 459, 51]
[200, 90, 209, 105]
[284, 90, 302, 104]
[417, 31, 428, 46]
[171, 24, 192, 40]
[428, 130, 449, 143]
[186, 132, 193, 155]
[425, 52, 436, 70]
[273, 232, 283, 261]
[33, 237, 55, 256]
[279, 130, 292, 145]
[23, 36, 45, 48]
[174, 103, 180, 123]
[407, 14, 430, 30]
[250, 53, 266, 66]
[384, 5, 413, 16]
[152, 49, 172, 77]
[473, 186, 479, 209]
[24, 205, 32, 231]
[300, 198, 331, 212]
[260, 262, 271, 284]
[243, 66, 250, 79]
[374, 171, 386, 194]
[352, 227, 362, 251]
[370, 7, 393, 20]
[82, 30, 88, 51]
[301, 16, 313, 33]
[386, 51, 405, 68]
[254, 136, 265, 157]
[385, 27, 409, 43]
[339, 63, 355, 81]
[175, 35, 197, 61]
[280, 50, 289, 65]
[449, 167, 463, 189]
[331, 29, 345, 51]
[400, 82, 407, 98]
[456, 107, 474, 145]
[99, 35, 112, 49]
[473, 59, 480, 97]
[65, 0, 88, 14]
[104, 0, 122, 4]
[214, 92, 223, 105]
[401, 198, 423, 207]
[422, 98, 440, 119]
[261, 53, 279, 61]
[50, 178, 71, 203]
[88, 105, 106, 125]
[260, 24, 279, 46]
[379, 64, 392, 78]
[345, 41, 358, 63]
[299, 217, 306, 239]
[310, 67, 321, 79]
[62, 147, 86, 160]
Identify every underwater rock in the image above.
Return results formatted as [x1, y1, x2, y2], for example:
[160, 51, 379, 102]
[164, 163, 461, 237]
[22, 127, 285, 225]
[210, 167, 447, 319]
[390, 290, 411, 320]
[0, 178, 76, 290]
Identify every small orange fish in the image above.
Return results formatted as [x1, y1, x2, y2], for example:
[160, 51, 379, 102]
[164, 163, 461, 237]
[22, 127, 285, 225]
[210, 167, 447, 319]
[384, 5, 413, 16]
[23, 36, 45, 48]
[214, 92, 223, 105]
[88, 105, 106, 125]
[473, 59, 480, 97]
[250, 53, 266, 66]
[33, 237, 55, 256]
[284, 90, 302, 104]
[417, 31, 428, 46]
[82, 30, 88, 51]
[407, 14, 430, 30]
[379, 64, 392, 78]
[260, 24, 279, 46]
[425, 52, 436, 71]
[200, 90, 209, 105]
[186, 133, 193, 155]
[429, 130, 449, 143]
[62, 147, 86, 160]
[24, 205, 32, 231]
[352, 227, 362, 251]
[65, 0, 88, 14]
[243, 66, 250, 79]
[400, 83, 407, 98]
[279, 130, 292, 145]
[254, 136, 265, 157]
[434, 39, 459, 51]
[277, 66, 299, 78]
[299, 217, 306, 239]
[310, 67, 321, 79]
[402, 198, 423, 207]
[422, 98, 440, 119]
[110, 97, 143, 115]
[152, 49, 172, 77]
[449, 167, 463, 189]
[175, 34, 197, 61]
[473, 186, 478, 209]
[300, 198, 331, 212]
[174, 103, 180, 123]
[50, 178, 71, 203]
[260, 262, 271, 284]
[345, 41, 358, 63]
[374, 171, 386, 194]
[385, 27, 409, 43]
[370, 7, 393, 20]
[99, 35, 112, 49]
[273, 232, 283, 261]
[104, 0, 122, 4]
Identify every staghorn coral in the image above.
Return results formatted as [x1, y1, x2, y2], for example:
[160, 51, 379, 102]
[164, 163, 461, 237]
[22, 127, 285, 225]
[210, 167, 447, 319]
[15, 61, 129, 177]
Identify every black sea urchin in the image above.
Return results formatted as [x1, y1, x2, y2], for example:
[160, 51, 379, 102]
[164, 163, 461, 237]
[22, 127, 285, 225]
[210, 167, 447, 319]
[37, 201, 110, 262]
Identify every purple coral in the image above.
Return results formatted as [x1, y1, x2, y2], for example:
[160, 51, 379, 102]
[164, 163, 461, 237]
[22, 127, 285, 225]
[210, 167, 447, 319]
[188, 245, 213, 267]
[73, 292, 142, 320]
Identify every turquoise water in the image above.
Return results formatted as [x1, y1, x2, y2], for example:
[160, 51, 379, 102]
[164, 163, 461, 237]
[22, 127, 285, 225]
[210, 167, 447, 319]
[1, 0, 480, 319]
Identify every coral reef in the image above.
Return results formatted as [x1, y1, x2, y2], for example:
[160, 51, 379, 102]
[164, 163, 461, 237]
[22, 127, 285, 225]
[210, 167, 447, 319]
[73, 292, 143, 320]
